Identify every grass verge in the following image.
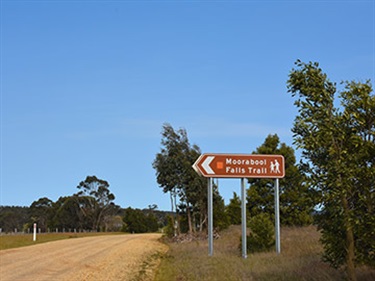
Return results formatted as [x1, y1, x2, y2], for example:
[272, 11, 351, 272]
[132, 251, 165, 281]
[155, 225, 375, 281]
[0, 232, 124, 251]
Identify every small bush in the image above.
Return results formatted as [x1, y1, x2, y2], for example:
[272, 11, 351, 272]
[163, 215, 176, 238]
[246, 213, 275, 253]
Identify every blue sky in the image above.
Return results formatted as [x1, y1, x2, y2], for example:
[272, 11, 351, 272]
[1, 0, 374, 211]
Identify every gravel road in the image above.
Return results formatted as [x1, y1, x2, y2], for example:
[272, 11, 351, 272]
[0, 233, 167, 281]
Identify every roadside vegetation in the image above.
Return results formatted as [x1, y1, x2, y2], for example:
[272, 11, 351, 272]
[153, 60, 374, 281]
[155, 225, 375, 281]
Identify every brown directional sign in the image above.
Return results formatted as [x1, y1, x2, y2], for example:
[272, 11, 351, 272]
[193, 153, 285, 178]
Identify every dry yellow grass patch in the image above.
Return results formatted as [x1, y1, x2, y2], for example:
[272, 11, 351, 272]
[155, 226, 375, 281]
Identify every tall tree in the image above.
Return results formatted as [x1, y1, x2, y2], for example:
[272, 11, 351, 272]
[30, 197, 54, 232]
[181, 144, 208, 232]
[340, 81, 375, 268]
[153, 124, 206, 234]
[76, 176, 116, 231]
[247, 134, 315, 226]
[153, 124, 187, 235]
[53, 196, 84, 230]
[287, 60, 374, 280]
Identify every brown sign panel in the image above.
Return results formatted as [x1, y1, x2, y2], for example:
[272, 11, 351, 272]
[193, 153, 285, 178]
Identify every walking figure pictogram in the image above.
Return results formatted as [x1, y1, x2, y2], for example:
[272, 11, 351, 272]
[270, 160, 280, 173]
[270, 161, 275, 173]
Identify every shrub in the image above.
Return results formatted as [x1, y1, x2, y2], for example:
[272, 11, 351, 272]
[246, 213, 274, 253]
[162, 215, 176, 238]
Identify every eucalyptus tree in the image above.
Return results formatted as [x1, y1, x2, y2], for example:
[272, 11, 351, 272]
[53, 196, 85, 230]
[153, 124, 189, 235]
[287, 60, 374, 280]
[153, 123, 208, 234]
[30, 197, 54, 232]
[76, 175, 116, 231]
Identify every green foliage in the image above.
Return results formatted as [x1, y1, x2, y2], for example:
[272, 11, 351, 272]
[76, 175, 117, 231]
[246, 213, 274, 253]
[247, 134, 315, 227]
[225, 192, 242, 225]
[153, 123, 194, 234]
[213, 188, 230, 231]
[340, 81, 375, 268]
[1, 178, 174, 234]
[29, 197, 54, 231]
[0, 206, 30, 233]
[1, 175, 121, 233]
[287, 60, 375, 278]
[122, 207, 159, 233]
[163, 215, 176, 238]
[52, 196, 83, 230]
[315, 208, 347, 268]
[153, 123, 215, 234]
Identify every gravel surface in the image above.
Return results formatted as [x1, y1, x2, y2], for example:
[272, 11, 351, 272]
[0, 233, 167, 281]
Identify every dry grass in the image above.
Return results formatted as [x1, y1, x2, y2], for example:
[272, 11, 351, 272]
[0, 232, 123, 250]
[155, 226, 375, 281]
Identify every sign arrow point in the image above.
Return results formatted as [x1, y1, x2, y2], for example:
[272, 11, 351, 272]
[202, 156, 215, 175]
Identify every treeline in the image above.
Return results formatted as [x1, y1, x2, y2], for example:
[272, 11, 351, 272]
[0, 176, 171, 234]
[0, 204, 171, 234]
[0, 206, 30, 233]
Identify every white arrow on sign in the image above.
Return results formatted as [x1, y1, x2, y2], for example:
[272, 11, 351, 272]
[192, 155, 203, 175]
[202, 156, 215, 175]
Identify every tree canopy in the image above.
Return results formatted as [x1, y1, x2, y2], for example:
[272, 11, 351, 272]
[76, 175, 116, 231]
[225, 192, 242, 225]
[247, 134, 315, 226]
[122, 207, 159, 233]
[153, 123, 229, 235]
[287, 60, 374, 280]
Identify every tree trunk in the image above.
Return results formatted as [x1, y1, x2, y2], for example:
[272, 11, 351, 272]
[186, 202, 193, 234]
[170, 192, 174, 213]
[342, 194, 356, 281]
[192, 213, 196, 233]
[175, 192, 181, 235]
[346, 227, 356, 281]
[199, 213, 207, 232]
[171, 189, 180, 236]
[170, 192, 177, 237]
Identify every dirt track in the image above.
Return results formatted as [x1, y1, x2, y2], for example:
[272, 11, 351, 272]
[0, 233, 167, 281]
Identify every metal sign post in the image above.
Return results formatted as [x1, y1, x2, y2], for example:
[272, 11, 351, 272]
[241, 178, 247, 258]
[208, 178, 213, 256]
[275, 178, 280, 254]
